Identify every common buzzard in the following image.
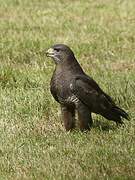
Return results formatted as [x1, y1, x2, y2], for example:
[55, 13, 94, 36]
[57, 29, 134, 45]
[46, 44, 128, 131]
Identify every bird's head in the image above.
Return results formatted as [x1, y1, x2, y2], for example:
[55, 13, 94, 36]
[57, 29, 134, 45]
[46, 44, 75, 64]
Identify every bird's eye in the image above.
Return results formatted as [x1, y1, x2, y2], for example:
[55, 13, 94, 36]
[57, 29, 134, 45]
[54, 48, 60, 52]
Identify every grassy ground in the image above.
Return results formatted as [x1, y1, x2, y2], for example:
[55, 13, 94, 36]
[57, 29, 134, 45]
[0, 0, 135, 179]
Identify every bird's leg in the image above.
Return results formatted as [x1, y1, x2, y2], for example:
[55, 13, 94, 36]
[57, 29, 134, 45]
[61, 105, 75, 131]
[77, 102, 93, 131]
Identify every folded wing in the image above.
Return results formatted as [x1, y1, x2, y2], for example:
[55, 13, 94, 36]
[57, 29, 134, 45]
[70, 75, 129, 124]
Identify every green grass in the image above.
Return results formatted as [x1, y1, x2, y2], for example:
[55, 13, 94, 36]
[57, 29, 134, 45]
[0, 0, 135, 179]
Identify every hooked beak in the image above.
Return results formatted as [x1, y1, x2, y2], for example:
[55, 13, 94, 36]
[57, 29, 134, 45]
[46, 48, 55, 57]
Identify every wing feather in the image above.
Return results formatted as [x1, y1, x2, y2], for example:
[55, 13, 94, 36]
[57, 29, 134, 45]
[70, 75, 115, 113]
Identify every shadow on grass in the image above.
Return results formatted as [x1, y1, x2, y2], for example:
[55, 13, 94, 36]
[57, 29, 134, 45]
[92, 120, 117, 132]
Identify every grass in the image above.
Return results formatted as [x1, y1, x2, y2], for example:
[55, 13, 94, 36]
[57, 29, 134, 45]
[0, 0, 135, 179]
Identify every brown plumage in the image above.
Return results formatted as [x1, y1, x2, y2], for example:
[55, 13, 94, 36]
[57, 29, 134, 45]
[46, 44, 129, 131]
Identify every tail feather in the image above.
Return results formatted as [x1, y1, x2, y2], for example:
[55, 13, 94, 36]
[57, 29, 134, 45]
[113, 106, 129, 120]
[101, 92, 129, 124]
[101, 106, 129, 124]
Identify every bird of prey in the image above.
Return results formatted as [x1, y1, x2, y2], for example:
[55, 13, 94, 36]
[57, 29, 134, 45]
[46, 44, 128, 131]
